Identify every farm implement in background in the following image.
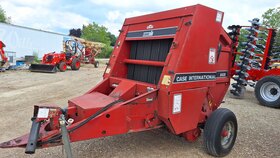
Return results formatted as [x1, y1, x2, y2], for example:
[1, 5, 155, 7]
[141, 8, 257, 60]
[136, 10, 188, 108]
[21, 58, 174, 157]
[229, 18, 280, 108]
[29, 38, 104, 73]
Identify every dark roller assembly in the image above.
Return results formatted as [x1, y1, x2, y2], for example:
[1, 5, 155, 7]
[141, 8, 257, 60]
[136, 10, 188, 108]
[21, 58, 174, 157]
[230, 18, 261, 97]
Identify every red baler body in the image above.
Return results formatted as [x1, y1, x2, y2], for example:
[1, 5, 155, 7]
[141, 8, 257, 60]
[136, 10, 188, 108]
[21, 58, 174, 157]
[0, 4, 234, 155]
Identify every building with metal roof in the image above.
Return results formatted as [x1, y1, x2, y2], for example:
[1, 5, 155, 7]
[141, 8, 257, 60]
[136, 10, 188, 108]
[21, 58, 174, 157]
[0, 22, 71, 58]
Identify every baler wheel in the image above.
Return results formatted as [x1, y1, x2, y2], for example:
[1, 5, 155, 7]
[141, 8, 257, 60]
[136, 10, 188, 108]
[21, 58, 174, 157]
[94, 61, 99, 68]
[203, 108, 237, 157]
[71, 58, 81, 70]
[58, 62, 67, 72]
[255, 76, 280, 108]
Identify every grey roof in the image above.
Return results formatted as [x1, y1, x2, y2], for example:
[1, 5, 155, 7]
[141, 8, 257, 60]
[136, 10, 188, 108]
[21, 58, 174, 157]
[0, 22, 68, 36]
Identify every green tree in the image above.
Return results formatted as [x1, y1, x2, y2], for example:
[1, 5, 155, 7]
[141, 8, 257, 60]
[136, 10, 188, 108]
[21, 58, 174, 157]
[237, 29, 248, 51]
[0, 5, 11, 23]
[237, 7, 280, 54]
[107, 32, 117, 46]
[262, 7, 280, 29]
[81, 22, 116, 58]
[82, 22, 111, 45]
[262, 7, 280, 53]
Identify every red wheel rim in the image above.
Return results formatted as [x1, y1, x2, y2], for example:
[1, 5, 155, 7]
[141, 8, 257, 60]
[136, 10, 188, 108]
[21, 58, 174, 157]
[76, 61, 80, 68]
[63, 64, 67, 71]
[221, 130, 229, 137]
[220, 121, 235, 148]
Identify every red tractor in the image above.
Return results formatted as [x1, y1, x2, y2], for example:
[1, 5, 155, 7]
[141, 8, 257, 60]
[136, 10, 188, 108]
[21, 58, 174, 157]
[30, 40, 81, 73]
[29, 52, 80, 73]
[30, 52, 80, 73]
[0, 40, 9, 71]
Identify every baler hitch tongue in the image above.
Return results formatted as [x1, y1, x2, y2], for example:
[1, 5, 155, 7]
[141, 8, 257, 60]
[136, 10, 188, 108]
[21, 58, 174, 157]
[29, 64, 57, 73]
[0, 117, 42, 153]
[0, 133, 30, 149]
[25, 117, 41, 154]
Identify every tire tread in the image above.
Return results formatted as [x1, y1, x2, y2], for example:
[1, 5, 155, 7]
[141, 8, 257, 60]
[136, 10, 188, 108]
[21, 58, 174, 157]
[203, 108, 237, 157]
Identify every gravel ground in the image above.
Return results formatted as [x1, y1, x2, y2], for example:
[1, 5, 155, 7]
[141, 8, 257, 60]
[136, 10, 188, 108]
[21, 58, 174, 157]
[0, 64, 279, 158]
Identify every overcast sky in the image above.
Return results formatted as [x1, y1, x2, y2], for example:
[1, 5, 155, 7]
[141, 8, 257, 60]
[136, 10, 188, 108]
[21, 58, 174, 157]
[1, 0, 279, 36]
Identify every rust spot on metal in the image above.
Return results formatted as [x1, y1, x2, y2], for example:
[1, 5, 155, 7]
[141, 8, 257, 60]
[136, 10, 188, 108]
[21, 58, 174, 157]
[15, 139, 22, 144]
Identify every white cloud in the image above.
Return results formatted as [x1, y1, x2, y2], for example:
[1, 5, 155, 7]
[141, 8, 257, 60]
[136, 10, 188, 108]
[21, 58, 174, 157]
[102, 21, 121, 36]
[91, 0, 280, 35]
[11, 0, 54, 6]
[123, 11, 152, 18]
[1, 0, 90, 33]
[103, 10, 151, 35]
[91, 0, 152, 8]
[106, 11, 121, 21]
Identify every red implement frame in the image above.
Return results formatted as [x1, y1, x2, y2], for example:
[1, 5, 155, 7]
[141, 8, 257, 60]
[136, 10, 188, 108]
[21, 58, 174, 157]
[231, 28, 278, 81]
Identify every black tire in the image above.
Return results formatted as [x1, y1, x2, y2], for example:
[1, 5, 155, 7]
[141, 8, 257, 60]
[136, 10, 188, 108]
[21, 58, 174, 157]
[94, 61, 99, 68]
[255, 76, 280, 108]
[71, 58, 81, 70]
[58, 62, 67, 72]
[203, 108, 237, 157]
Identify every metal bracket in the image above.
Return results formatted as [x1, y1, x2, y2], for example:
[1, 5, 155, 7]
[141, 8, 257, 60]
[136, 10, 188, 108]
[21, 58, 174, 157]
[59, 115, 73, 158]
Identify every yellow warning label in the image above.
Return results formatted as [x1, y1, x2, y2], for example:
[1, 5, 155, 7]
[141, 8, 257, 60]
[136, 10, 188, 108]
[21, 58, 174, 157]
[162, 75, 171, 86]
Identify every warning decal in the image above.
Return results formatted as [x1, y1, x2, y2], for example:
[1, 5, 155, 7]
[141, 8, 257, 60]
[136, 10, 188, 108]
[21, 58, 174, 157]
[216, 11, 223, 22]
[208, 48, 216, 64]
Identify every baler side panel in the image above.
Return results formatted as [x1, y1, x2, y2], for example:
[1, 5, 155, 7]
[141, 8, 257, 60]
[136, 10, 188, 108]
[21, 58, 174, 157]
[158, 6, 227, 134]
[211, 34, 231, 108]
[169, 88, 207, 134]
[157, 16, 193, 127]
[169, 6, 224, 89]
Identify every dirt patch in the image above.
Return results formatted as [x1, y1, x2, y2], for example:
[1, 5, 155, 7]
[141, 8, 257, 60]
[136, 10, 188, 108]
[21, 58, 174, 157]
[0, 64, 279, 158]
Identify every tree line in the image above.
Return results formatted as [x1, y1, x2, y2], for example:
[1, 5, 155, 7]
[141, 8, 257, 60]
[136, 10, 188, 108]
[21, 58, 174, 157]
[237, 7, 280, 54]
[0, 5, 11, 23]
[69, 23, 117, 58]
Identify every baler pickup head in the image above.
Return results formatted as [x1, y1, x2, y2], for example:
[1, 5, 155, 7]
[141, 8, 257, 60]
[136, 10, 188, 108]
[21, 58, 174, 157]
[29, 64, 57, 73]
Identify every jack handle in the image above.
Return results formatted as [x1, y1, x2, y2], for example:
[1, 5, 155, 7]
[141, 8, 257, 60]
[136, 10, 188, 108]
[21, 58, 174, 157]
[25, 117, 41, 154]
